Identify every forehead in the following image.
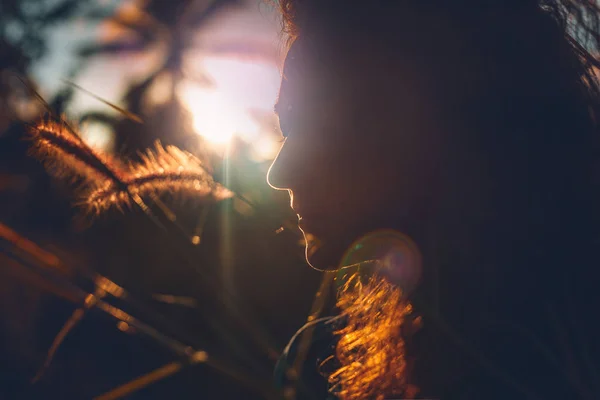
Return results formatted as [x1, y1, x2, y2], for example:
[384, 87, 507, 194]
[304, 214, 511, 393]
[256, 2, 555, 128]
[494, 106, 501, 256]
[275, 39, 305, 114]
[275, 34, 409, 117]
[282, 37, 305, 76]
[276, 37, 344, 114]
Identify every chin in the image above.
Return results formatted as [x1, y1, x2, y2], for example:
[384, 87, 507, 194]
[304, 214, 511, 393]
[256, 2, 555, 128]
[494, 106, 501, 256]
[305, 244, 336, 271]
[301, 227, 351, 271]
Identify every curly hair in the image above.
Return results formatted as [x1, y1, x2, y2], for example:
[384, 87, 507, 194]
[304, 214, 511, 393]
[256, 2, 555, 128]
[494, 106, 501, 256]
[277, 1, 600, 44]
[330, 273, 421, 400]
[276, 0, 600, 89]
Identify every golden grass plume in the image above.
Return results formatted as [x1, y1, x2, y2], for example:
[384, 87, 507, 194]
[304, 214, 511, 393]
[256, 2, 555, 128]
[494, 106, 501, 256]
[28, 119, 124, 184]
[329, 273, 421, 400]
[84, 142, 233, 215]
[27, 119, 233, 216]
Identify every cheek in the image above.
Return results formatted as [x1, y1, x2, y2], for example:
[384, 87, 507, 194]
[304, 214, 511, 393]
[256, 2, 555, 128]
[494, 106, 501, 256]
[294, 108, 437, 214]
[327, 134, 434, 220]
[343, 154, 399, 212]
[318, 138, 395, 213]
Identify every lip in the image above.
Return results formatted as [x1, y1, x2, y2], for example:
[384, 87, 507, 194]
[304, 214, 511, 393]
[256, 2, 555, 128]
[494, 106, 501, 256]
[297, 214, 307, 229]
[297, 215, 322, 241]
[296, 212, 305, 225]
[296, 212, 320, 232]
[293, 202, 330, 234]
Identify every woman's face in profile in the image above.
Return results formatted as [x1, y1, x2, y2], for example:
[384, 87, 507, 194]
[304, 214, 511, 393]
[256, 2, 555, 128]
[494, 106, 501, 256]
[268, 38, 442, 270]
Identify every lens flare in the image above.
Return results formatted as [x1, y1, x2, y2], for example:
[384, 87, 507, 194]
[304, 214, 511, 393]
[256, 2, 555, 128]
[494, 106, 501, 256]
[336, 229, 422, 296]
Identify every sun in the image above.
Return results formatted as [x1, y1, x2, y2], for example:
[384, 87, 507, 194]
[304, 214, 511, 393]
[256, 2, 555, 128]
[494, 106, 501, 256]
[180, 86, 258, 145]
[179, 56, 281, 149]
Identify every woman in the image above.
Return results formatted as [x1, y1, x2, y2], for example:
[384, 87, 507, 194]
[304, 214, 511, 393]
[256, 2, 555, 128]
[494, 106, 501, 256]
[268, 1, 600, 399]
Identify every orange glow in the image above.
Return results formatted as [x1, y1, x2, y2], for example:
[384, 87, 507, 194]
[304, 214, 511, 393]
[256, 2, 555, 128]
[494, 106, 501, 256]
[117, 321, 130, 332]
[99, 1, 148, 43]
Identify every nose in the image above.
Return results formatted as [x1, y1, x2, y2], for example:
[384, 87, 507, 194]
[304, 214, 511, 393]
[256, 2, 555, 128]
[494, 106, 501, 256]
[267, 139, 291, 191]
[267, 145, 296, 210]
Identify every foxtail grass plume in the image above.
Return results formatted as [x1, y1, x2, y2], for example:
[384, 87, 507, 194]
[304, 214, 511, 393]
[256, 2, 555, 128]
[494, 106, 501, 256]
[83, 142, 233, 215]
[28, 120, 233, 216]
[28, 120, 124, 184]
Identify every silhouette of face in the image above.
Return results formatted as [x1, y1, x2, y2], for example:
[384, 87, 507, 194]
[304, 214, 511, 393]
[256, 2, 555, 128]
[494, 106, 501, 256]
[268, 37, 443, 270]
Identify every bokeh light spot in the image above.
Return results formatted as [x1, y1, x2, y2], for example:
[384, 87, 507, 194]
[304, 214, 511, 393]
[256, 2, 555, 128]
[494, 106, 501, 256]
[337, 230, 422, 296]
[80, 122, 115, 154]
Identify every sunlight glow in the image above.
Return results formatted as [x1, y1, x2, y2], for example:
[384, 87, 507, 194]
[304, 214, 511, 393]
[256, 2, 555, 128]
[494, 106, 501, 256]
[251, 135, 281, 161]
[201, 57, 281, 114]
[181, 85, 259, 144]
[180, 56, 281, 148]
